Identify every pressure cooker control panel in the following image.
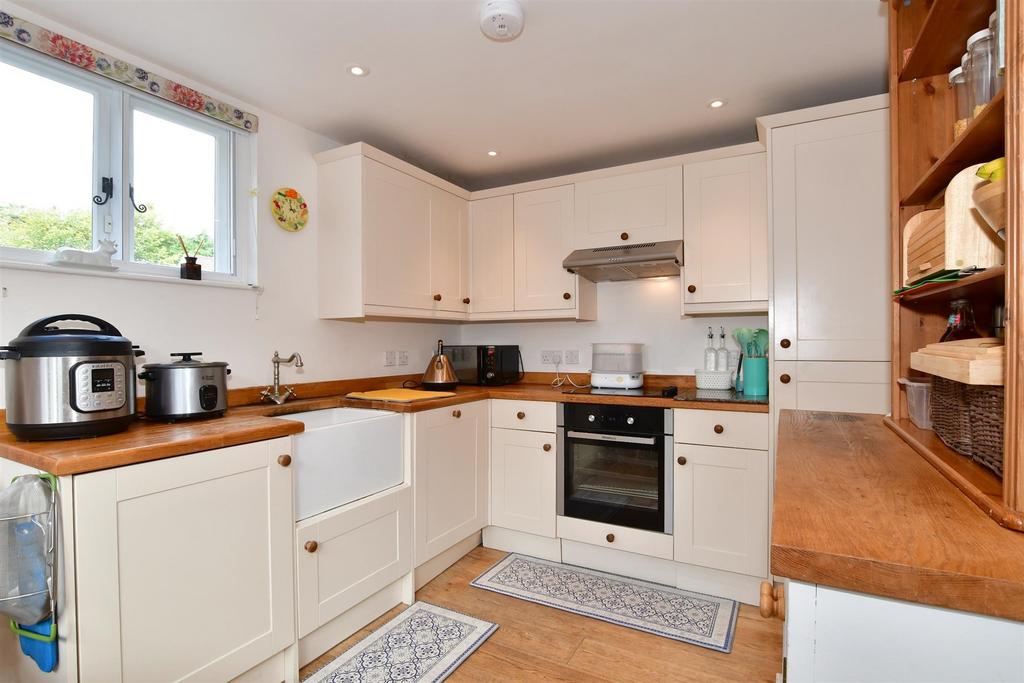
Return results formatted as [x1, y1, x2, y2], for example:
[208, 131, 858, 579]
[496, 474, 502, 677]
[70, 361, 127, 412]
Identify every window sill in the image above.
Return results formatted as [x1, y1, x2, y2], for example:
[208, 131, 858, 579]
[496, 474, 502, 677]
[0, 259, 260, 292]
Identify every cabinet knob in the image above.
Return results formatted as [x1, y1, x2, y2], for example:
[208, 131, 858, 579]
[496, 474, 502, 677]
[780, 373, 792, 384]
[759, 581, 785, 620]
[433, 294, 442, 302]
[304, 540, 318, 553]
[543, 443, 552, 452]
[606, 533, 615, 543]
[563, 292, 572, 300]
[780, 338, 791, 349]
[687, 284, 696, 294]
[463, 297, 470, 305]
[516, 411, 526, 420]
[452, 409, 462, 418]
[713, 424, 724, 434]
[277, 454, 292, 467]
[620, 232, 629, 241]
[677, 456, 687, 466]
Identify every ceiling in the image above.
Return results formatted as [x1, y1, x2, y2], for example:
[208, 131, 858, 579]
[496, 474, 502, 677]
[19, 1, 888, 190]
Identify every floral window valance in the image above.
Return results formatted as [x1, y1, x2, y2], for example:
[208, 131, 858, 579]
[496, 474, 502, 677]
[0, 12, 258, 132]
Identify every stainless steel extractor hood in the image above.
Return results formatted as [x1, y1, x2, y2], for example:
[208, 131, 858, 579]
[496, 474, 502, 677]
[562, 240, 683, 282]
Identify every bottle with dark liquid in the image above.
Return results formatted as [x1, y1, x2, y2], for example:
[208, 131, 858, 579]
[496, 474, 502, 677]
[939, 298, 981, 342]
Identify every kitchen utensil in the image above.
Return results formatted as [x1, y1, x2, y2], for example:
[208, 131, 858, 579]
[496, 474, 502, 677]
[138, 352, 230, 421]
[421, 340, 459, 391]
[0, 314, 142, 440]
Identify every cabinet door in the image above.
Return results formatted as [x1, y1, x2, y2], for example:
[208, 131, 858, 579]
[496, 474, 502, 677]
[430, 187, 469, 313]
[674, 443, 768, 577]
[772, 108, 891, 362]
[74, 439, 294, 683]
[514, 185, 577, 311]
[363, 159, 434, 310]
[413, 401, 489, 564]
[296, 484, 412, 638]
[573, 166, 682, 249]
[490, 428, 557, 537]
[772, 360, 891, 417]
[469, 195, 515, 313]
[682, 153, 767, 306]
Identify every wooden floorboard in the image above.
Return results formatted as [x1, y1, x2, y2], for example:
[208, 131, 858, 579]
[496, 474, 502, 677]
[300, 546, 783, 682]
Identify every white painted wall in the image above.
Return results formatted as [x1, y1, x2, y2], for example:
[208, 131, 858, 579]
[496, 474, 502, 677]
[457, 278, 768, 374]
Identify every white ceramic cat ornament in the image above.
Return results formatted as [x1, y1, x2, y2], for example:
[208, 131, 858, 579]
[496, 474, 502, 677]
[51, 239, 118, 269]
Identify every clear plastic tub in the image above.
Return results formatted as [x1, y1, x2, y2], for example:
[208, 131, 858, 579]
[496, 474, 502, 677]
[949, 66, 969, 138]
[966, 28, 995, 117]
[591, 343, 644, 373]
[898, 377, 933, 430]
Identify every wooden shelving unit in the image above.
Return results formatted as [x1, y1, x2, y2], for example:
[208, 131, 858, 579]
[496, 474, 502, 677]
[901, 91, 1006, 205]
[888, 0, 1021, 529]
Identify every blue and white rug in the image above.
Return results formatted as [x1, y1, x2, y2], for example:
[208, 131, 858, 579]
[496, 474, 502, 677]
[471, 553, 738, 653]
[304, 602, 497, 683]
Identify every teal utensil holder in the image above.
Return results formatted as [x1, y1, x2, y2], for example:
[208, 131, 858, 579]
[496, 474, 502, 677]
[742, 357, 768, 396]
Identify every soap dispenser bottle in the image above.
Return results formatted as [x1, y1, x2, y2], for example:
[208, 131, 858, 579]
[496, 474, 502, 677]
[716, 326, 729, 371]
[703, 326, 717, 371]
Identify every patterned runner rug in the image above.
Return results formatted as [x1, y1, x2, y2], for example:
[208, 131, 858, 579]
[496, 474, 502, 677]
[303, 602, 497, 683]
[471, 553, 738, 653]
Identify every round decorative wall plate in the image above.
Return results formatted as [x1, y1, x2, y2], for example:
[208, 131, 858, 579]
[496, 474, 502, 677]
[270, 188, 308, 232]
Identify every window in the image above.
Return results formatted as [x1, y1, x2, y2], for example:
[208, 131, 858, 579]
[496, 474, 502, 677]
[0, 48, 253, 284]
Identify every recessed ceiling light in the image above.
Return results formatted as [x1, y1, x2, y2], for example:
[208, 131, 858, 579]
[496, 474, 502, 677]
[348, 64, 369, 77]
[487, 150, 498, 157]
[707, 98, 727, 109]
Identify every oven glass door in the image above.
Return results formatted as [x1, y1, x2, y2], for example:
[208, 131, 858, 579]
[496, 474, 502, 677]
[562, 430, 666, 532]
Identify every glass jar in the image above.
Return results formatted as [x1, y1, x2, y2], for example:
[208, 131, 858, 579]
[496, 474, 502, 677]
[940, 299, 982, 342]
[990, 9, 1005, 94]
[966, 28, 995, 117]
[949, 66, 969, 138]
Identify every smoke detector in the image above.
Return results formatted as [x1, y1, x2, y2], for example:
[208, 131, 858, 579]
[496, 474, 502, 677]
[480, 0, 524, 42]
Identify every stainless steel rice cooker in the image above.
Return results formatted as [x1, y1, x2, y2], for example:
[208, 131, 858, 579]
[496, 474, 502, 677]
[138, 353, 230, 421]
[0, 314, 142, 440]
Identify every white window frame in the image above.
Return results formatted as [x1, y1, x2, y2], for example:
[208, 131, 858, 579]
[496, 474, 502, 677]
[0, 47, 256, 287]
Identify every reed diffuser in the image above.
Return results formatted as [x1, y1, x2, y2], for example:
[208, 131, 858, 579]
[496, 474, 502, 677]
[178, 235, 204, 281]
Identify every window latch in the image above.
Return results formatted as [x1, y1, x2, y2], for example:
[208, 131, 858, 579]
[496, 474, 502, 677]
[129, 184, 147, 213]
[92, 177, 113, 206]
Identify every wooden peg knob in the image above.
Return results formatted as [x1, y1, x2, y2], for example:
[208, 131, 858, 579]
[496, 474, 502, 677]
[714, 424, 724, 434]
[606, 533, 615, 543]
[780, 374, 792, 384]
[463, 297, 470, 304]
[563, 292, 572, 300]
[780, 338, 791, 349]
[677, 456, 687, 466]
[620, 232, 629, 240]
[452, 409, 462, 418]
[277, 454, 292, 467]
[304, 540, 318, 553]
[687, 285, 696, 293]
[543, 444, 552, 452]
[517, 411, 526, 420]
[433, 294, 442, 301]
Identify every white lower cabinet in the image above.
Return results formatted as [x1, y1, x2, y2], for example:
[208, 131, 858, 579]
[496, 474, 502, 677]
[490, 427, 557, 537]
[413, 401, 489, 565]
[673, 443, 768, 577]
[73, 439, 295, 683]
[296, 484, 412, 638]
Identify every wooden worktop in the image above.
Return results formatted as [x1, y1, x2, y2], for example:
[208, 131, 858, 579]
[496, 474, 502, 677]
[0, 379, 766, 477]
[772, 410, 1024, 622]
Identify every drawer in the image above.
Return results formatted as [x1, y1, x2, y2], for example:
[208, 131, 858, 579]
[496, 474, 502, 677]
[491, 399, 556, 432]
[556, 515, 673, 560]
[674, 409, 768, 450]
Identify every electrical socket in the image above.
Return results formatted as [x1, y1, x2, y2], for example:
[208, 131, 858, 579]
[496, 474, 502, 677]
[540, 350, 563, 365]
[565, 349, 580, 365]
[397, 350, 409, 366]
[384, 350, 396, 367]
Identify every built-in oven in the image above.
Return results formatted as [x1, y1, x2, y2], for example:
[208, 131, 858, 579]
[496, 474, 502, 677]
[557, 403, 673, 534]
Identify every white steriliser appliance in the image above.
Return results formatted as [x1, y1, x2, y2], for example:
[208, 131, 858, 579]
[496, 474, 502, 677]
[590, 343, 644, 389]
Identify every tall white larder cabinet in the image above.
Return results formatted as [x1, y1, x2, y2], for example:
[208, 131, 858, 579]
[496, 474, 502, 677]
[761, 95, 892, 416]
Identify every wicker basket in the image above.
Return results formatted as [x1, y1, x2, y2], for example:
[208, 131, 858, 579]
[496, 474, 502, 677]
[930, 376, 1004, 476]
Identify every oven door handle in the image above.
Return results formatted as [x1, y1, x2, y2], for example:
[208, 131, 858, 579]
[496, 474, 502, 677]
[565, 431, 657, 445]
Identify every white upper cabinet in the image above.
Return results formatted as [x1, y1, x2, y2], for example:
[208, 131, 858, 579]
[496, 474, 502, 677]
[770, 108, 891, 362]
[469, 195, 515, 314]
[681, 153, 768, 315]
[514, 185, 580, 312]
[429, 186, 469, 313]
[573, 166, 683, 248]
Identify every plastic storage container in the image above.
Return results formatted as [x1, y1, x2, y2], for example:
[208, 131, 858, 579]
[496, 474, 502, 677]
[591, 343, 644, 373]
[949, 66, 970, 138]
[966, 28, 995, 117]
[898, 377, 932, 430]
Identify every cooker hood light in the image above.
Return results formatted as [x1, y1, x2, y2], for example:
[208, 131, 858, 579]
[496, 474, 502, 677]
[562, 240, 683, 282]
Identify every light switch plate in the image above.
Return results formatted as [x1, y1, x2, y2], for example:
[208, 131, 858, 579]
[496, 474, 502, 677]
[565, 349, 580, 365]
[397, 351, 409, 366]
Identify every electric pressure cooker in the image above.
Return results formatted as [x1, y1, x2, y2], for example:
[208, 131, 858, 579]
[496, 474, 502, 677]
[0, 314, 143, 440]
[138, 353, 230, 421]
